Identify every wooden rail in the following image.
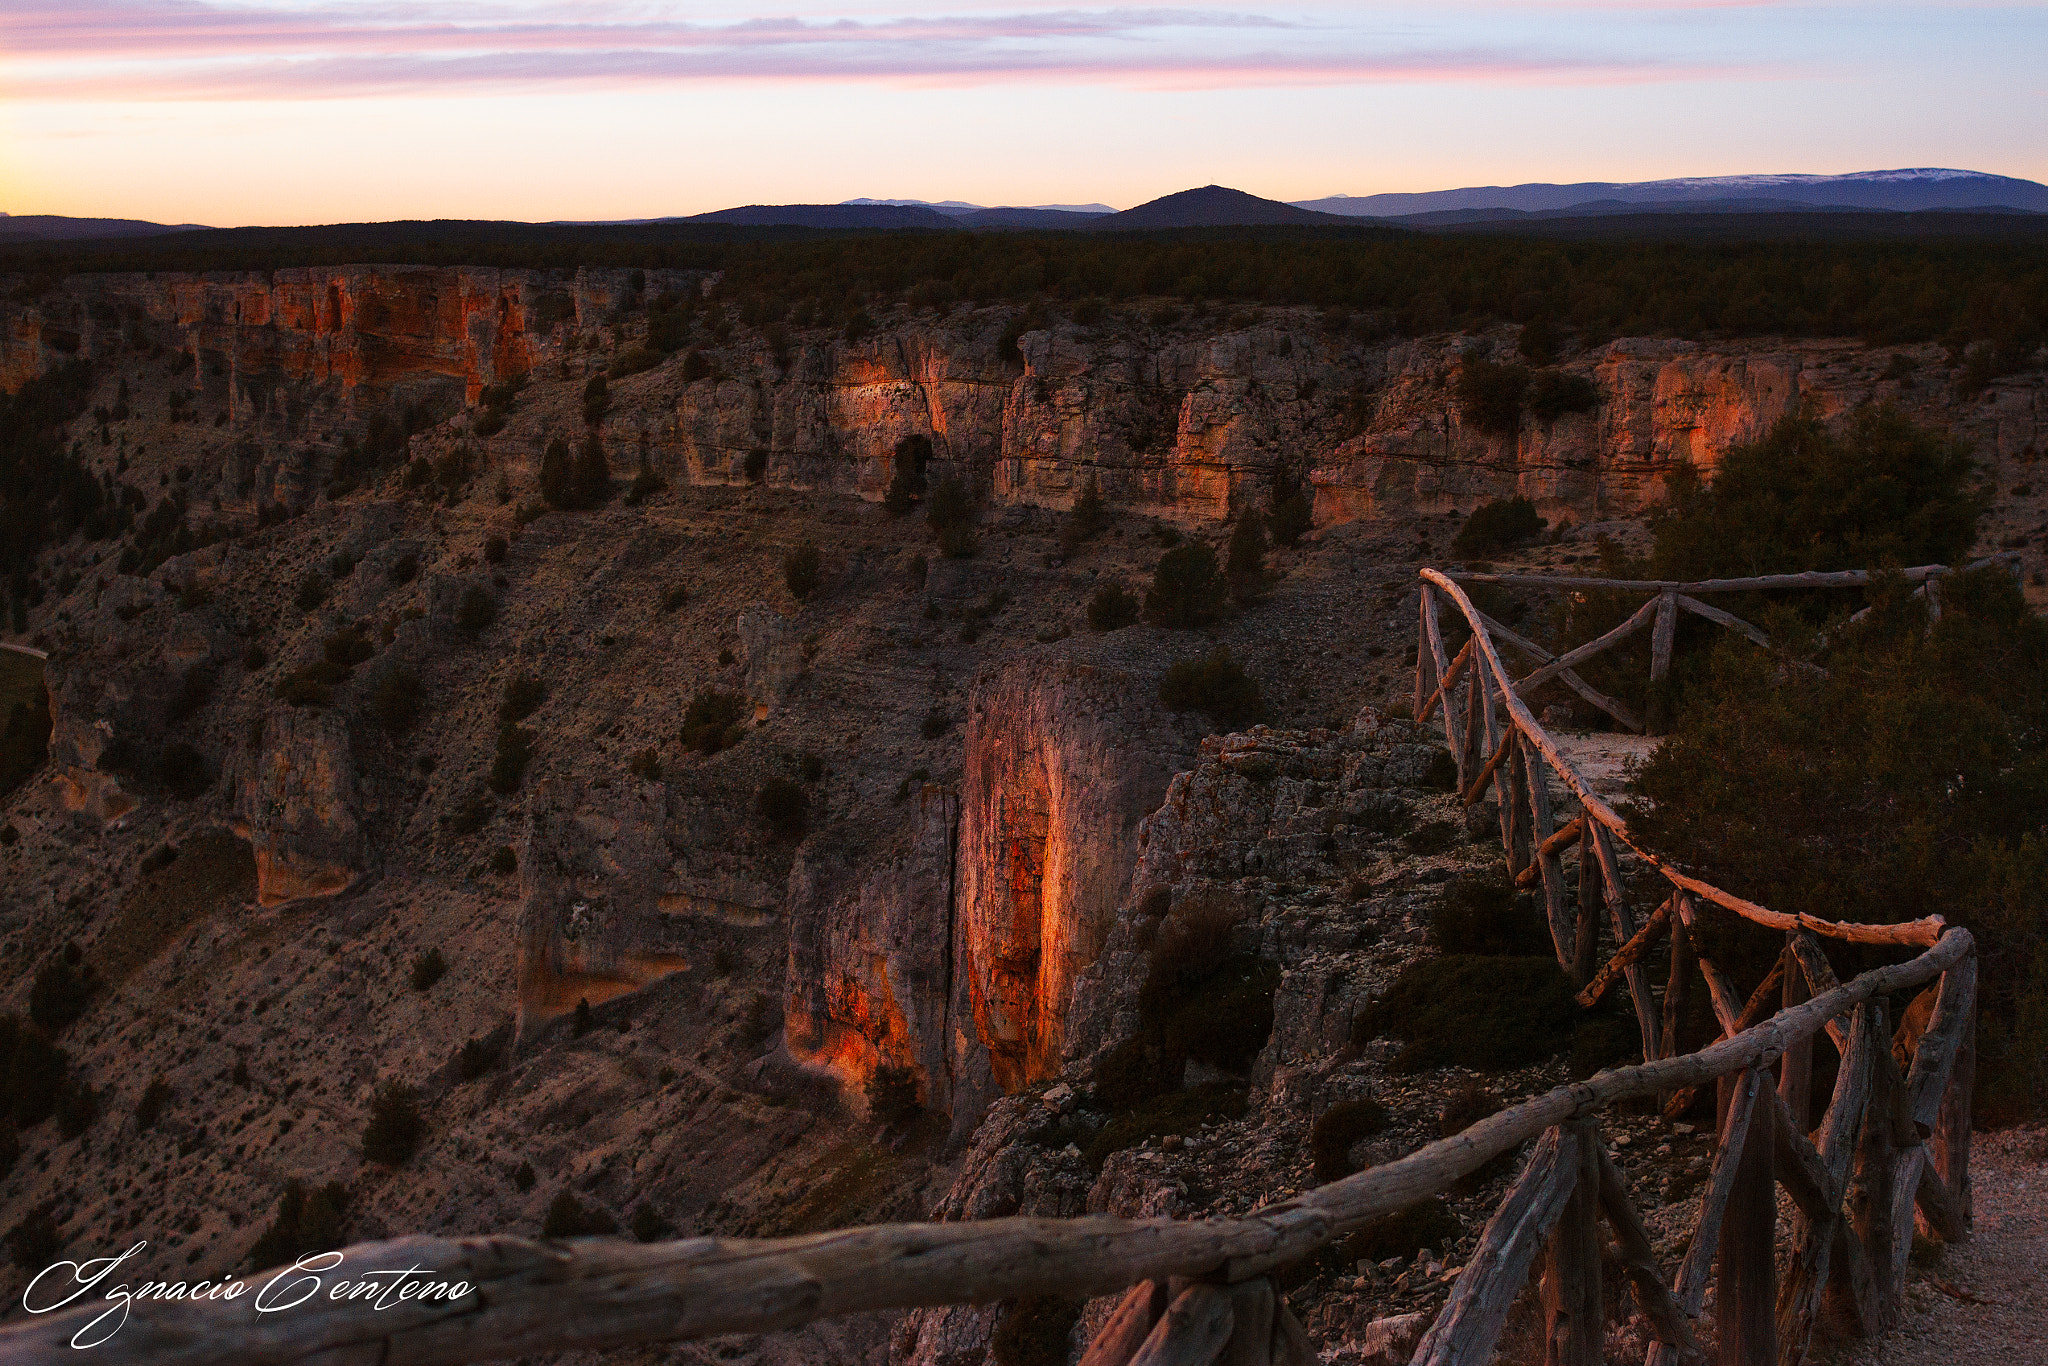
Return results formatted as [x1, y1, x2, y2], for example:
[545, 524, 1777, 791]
[0, 563, 1986, 1366]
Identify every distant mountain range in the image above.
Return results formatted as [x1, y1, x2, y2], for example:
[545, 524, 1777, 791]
[1296, 168, 2048, 220]
[7, 169, 2043, 244]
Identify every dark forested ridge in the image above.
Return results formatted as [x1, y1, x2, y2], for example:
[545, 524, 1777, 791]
[6, 218, 2045, 356]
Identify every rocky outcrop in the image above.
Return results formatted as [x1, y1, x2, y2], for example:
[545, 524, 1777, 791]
[782, 784, 960, 1113]
[235, 706, 363, 905]
[950, 647, 1198, 1131]
[514, 777, 696, 1035]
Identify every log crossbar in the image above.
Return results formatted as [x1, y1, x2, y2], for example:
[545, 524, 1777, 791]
[0, 563, 1986, 1366]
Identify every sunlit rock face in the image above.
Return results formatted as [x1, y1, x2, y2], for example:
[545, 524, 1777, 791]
[781, 784, 960, 1115]
[950, 648, 1197, 1133]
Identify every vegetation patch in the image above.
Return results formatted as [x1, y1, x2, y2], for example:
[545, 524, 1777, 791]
[1310, 1096, 1390, 1182]
[1451, 497, 1544, 557]
[1158, 648, 1263, 728]
[1338, 1197, 1465, 1264]
[681, 689, 749, 755]
[993, 1297, 1085, 1366]
[1430, 866, 1554, 957]
[1351, 955, 1579, 1072]
[248, 1180, 347, 1269]
[1082, 1081, 1249, 1171]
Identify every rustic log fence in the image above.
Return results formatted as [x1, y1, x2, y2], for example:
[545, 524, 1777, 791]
[0, 566, 1989, 1366]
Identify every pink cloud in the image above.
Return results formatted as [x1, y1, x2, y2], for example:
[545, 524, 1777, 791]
[0, 0, 1752, 99]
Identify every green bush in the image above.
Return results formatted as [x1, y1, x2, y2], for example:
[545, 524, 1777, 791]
[29, 947, 92, 1034]
[1430, 866, 1553, 956]
[1310, 1096, 1389, 1182]
[488, 845, 517, 875]
[885, 435, 930, 515]
[542, 1189, 591, 1238]
[631, 1204, 669, 1243]
[372, 668, 425, 733]
[6, 1208, 59, 1274]
[1350, 955, 1580, 1072]
[409, 947, 447, 992]
[134, 1076, 171, 1130]
[744, 448, 768, 483]
[488, 725, 533, 794]
[456, 585, 496, 635]
[1268, 485, 1313, 548]
[2, 1016, 69, 1127]
[1451, 497, 1544, 557]
[927, 477, 977, 558]
[499, 673, 546, 725]
[1226, 514, 1267, 603]
[294, 574, 328, 612]
[55, 1079, 95, 1138]
[360, 1082, 424, 1165]
[865, 1065, 922, 1125]
[609, 346, 662, 380]
[483, 534, 508, 565]
[1158, 649, 1263, 728]
[386, 552, 418, 585]
[1145, 543, 1227, 628]
[628, 748, 662, 781]
[757, 777, 808, 839]
[540, 438, 574, 508]
[1060, 477, 1106, 552]
[681, 689, 749, 755]
[783, 541, 822, 600]
[1456, 359, 1529, 436]
[1087, 583, 1140, 632]
[248, 1180, 348, 1269]
[1527, 370, 1601, 423]
[573, 434, 610, 506]
[660, 585, 688, 613]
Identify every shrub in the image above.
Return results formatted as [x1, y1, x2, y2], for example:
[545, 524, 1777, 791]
[681, 689, 749, 754]
[6, 1208, 60, 1274]
[992, 1297, 1084, 1366]
[1060, 477, 1106, 551]
[1226, 513, 1266, 586]
[572, 999, 593, 1036]
[1402, 819, 1459, 854]
[294, 573, 327, 612]
[1082, 1082, 1248, 1170]
[1456, 359, 1529, 436]
[386, 552, 418, 585]
[1158, 649, 1263, 728]
[498, 673, 546, 725]
[1431, 866, 1553, 956]
[1310, 1097, 1391, 1182]
[488, 725, 533, 794]
[625, 466, 665, 506]
[1527, 370, 1601, 423]
[488, 845, 517, 875]
[681, 349, 712, 381]
[539, 437, 575, 507]
[659, 585, 688, 613]
[1144, 543, 1227, 629]
[248, 1180, 347, 1269]
[56, 1080, 95, 1138]
[1350, 956, 1580, 1072]
[542, 1190, 591, 1238]
[472, 409, 505, 437]
[1337, 1197, 1463, 1263]
[573, 434, 610, 506]
[757, 778, 808, 839]
[360, 1082, 424, 1165]
[865, 1065, 922, 1125]
[134, 1076, 172, 1130]
[628, 748, 662, 781]
[2, 1017, 69, 1127]
[631, 1204, 668, 1243]
[242, 642, 268, 671]
[371, 668, 425, 733]
[1451, 497, 1544, 557]
[445, 792, 494, 836]
[457, 1037, 498, 1081]
[783, 541, 822, 600]
[456, 585, 496, 634]
[409, 947, 447, 992]
[1087, 583, 1140, 632]
[927, 477, 977, 558]
[609, 346, 662, 380]
[920, 709, 951, 740]
[29, 947, 92, 1034]
[885, 435, 930, 515]
[1268, 486, 1313, 548]
[483, 534, 508, 565]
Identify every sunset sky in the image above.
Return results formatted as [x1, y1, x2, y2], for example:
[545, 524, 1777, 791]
[3, 1, 2044, 226]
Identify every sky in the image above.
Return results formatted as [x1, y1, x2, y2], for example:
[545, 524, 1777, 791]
[1, 1, 2044, 226]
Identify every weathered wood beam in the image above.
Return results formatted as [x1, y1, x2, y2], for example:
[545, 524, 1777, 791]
[1218, 1279, 1275, 1366]
[1542, 1119, 1605, 1366]
[1662, 901, 1694, 1064]
[1785, 933, 1851, 1053]
[1522, 738, 1577, 975]
[1767, 1087, 1837, 1221]
[1576, 898, 1674, 1010]
[1446, 555, 2020, 596]
[1911, 1146, 1968, 1243]
[1777, 1002, 1877, 1365]
[3, 934, 1972, 1366]
[1417, 638, 1474, 725]
[1513, 597, 1662, 700]
[1269, 1300, 1316, 1366]
[1462, 728, 1515, 808]
[1591, 823, 1661, 1060]
[1424, 574, 1946, 948]
[1845, 1001, 1904, 1327]
[1647, 1067, 1763, 1366]
[1592, 1146, 1707, 1366]
[1129, 1284, 1234, 1366]
[1672, 594, 1771, 649]
[1905, 956, 1976, 1136]
[1930, 996, 1975, 1235]
[1473, 610, 1644, 734]
[1649, 590, 1678, 686]
[1781, 934, 1815, 1132]
[1717, 1068, 1778, 1366]
[1516, 816, 1586, 888]
[1082, 1281, 1171, 1366]
[1412, 1126, 1580, 1366]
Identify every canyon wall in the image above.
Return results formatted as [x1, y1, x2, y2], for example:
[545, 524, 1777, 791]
[9, 266, 2040, 534]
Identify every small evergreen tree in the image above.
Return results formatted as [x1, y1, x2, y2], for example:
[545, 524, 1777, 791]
[1144, 543, 1227, 629]
[572, 433, 610, 507]
[539, 438, 575, 508]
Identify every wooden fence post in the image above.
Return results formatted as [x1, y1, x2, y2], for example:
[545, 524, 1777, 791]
[1779, 934, 1813, 1132]
[1716, 1066, 1777, 1366]
[1541, 1119, 1605, 1366]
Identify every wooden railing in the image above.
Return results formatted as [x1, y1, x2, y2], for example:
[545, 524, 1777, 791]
[0, 566, 1986, 1366]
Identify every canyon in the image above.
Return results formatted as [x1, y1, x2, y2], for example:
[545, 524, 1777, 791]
[0, 263, 2044, 1364]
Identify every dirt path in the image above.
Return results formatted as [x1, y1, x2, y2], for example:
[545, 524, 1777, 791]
[1830, 1126, 2048, 1364]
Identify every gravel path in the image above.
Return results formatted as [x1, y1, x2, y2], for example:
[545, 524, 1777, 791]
[1829, 1126, 2048, 1365]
